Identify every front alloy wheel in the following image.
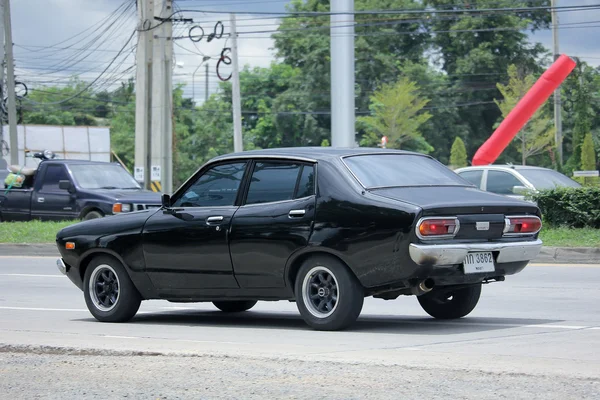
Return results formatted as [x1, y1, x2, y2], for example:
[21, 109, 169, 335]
[83, 255, 141, 322]
[295, 255, 364, 331]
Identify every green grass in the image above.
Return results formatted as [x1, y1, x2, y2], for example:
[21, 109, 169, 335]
[0, 220, 599, 248]
[538, 225, 600, 248]
[0, 220, 77, 244]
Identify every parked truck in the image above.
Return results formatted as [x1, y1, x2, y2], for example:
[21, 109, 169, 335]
[1, 150, 161, 222]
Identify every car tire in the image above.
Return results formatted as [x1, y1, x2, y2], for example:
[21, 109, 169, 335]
[83, 210, 103, 220]
[212, 300, 257, 313]
[83, 255, 142, 322]
[417, 284, 482, 319]
[295, 255, 364, 331]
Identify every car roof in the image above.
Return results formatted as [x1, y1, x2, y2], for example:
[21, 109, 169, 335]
[456, 165, 553, 172]
[211, 147, 424, 162]
[46, 159, 122, 166]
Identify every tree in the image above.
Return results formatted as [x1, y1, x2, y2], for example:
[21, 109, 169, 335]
[581, 133, 596, 171]
[423, 0, 551, 159]
[561, 60, 600, 173]
[358, 77, 432, 150]
[273, 0, 431, 143]
[494, 65, 554, 165]
[449, 137, 467, 168]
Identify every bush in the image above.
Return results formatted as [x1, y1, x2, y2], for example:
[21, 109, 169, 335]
[529, 187, 600, 228]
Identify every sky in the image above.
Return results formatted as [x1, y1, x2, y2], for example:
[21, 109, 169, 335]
[9, 0, 600, 105]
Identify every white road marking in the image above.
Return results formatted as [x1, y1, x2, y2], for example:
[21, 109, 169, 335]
[524, 324, 588, 330]
[103, 335, 140, 339]
[0, 306, 87, 312]
[0, 274, 63, 278]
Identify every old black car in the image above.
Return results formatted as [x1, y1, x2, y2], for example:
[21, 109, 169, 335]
[56, 148, 543, 331]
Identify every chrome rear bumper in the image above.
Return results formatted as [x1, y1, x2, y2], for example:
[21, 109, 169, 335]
[409, 239, 543, 267]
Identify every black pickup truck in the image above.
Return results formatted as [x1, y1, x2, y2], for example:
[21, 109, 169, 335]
[0, 152, 161, 222]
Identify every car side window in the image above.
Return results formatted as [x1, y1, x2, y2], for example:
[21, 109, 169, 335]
[246, 162, 304, 205]
[458, 170, 483, 188]
[172, 162, 247, 207]
[296, 164, 315, 198]
[486, 170, 524, 195]
[40, 165, 70, 192]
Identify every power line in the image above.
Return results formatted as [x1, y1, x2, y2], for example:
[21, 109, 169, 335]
[22, 30, 137, 106]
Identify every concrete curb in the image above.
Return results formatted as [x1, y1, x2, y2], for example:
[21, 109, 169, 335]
[0, 243, 59, 257]
[0, 243, 598, 264]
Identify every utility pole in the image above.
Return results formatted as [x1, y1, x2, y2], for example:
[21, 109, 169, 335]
[151, 0, 173, 194]
[191, 56, 209, 103]
[0, 0, 5, 167]
[4, 0, 17, 165]
[330, 0, 355, 148]
[134, 0, 153, 190]
[134, 0, 174, 194]
[205, 62, 209, 102]
[551, 0, 563, 165]
[230, 13, 243, 153]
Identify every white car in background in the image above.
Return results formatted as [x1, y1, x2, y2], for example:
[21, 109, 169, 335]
[454, 165, 581, 200]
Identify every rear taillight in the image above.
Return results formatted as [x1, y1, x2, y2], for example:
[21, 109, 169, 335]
[503, 216, 542, 236]
[416, 217, 459, 240]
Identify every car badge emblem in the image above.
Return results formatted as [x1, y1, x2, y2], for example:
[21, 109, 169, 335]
[476, 222, 490, 231]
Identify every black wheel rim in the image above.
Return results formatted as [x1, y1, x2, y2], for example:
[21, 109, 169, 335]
[302, 266, 339, 318]
[89, 265, 120, 312]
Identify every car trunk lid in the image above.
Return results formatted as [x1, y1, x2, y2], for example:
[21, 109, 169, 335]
[370, 186, 539, 240]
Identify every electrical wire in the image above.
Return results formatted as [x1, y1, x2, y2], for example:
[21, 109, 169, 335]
[22, 30, 137, 106]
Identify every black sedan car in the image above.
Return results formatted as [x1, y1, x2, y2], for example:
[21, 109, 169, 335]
[56, 148, 543, 331]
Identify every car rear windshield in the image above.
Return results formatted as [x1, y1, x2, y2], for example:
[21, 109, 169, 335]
[516, 168, 582, 189]
[343, 154, 470, 188]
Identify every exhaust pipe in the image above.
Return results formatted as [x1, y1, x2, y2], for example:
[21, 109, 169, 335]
[411, 278, 435, 296]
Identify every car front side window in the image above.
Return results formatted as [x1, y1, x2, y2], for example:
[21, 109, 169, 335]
[172, 162, 247, 208]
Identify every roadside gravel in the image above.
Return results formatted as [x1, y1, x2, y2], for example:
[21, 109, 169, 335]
[1, 349, 597, 399]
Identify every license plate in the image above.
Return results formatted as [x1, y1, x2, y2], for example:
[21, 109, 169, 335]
[463, 252, 495, 274]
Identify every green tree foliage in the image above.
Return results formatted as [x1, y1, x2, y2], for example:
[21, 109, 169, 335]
[562, 60, 600, 173]
[358, 77, 432, 150]
[494, 65, 554, 165]
[449, 137, 467, 168]
[581, 133, 596, 171]
[274, 0, 431, 144]
[423, 0, 551, 159]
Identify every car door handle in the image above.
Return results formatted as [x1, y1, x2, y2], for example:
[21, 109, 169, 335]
[206, 216, 224, 224]
[37, 197, 45, 203]
[288, 209, 306, 218]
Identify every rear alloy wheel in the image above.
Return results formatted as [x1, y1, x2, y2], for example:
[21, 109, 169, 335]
[295, 256, 364, 331]
[418, 284, 482, 319]
[83, 255, 141, 322]
[213, 300, 257, 313]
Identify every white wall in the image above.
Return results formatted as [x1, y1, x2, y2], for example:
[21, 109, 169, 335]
[2, 125, 111, 167]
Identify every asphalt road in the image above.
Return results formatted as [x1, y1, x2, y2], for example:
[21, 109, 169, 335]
[1, 256, 599, 399]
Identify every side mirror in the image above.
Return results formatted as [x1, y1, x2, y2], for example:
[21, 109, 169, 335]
[512, 185, 529, 195]
[161, 193, 171, 208]
[59, 180, 74, 193]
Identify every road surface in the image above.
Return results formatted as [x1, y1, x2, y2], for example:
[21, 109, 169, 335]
[0, 256, 599, 399]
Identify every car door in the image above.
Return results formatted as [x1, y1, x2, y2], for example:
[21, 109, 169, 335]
[229, 160, 316, 288]
[31, 164, 77, 221]
[484, 170, 528, 199]
[142, 161, 248, 293]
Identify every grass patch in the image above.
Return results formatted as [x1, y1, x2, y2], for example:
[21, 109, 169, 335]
[539, 225, 600, 248]
[0, 220, 599, 248]
[0, 220, 77, 244]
